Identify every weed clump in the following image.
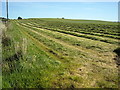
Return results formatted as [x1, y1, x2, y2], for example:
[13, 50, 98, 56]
[2, 36, 11, 47]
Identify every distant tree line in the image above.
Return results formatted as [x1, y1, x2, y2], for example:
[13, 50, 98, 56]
[18, 17, 22, 20]
[0, 17, 8, 23]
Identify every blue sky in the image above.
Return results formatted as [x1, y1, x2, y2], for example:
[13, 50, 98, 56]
[1, 2, 118, 21]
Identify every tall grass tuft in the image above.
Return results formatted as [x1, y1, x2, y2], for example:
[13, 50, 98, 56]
[22, 38, 27, 56]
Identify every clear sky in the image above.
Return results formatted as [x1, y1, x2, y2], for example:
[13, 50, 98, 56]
[1, 2, 118, 21]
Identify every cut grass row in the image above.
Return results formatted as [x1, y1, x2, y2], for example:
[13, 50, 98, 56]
[17, 21, 119, 45]
[4, 20, 117, 88]
[18, 20, 120, 39]
[3, 20, 119, 88]
[17, 22, 118, 52]
[17, 22, 112, 64]
[17, 22, 119, 69]
[17, 19, 119, 36]
[17, 23, 88, 60]
[17, 22, 117, 67]
[30, 21, 120, 39]
[15, 23, 96, 88]
[16, 21, 118, 88]
[3, 22, 79, 88]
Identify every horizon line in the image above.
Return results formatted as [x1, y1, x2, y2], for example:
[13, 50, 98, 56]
[1, 17, 118, 22]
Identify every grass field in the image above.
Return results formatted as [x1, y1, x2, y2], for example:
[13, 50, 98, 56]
[2, 18, 119, 88]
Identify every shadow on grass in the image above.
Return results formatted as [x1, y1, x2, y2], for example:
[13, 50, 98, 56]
[5, 51, 23, 62]
[4, 51, 23, 73]
[113, 48, 120, 67]
[2, 36, 11, 47]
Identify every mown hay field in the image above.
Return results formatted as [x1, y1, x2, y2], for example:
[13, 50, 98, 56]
[2, 18, 119, 88]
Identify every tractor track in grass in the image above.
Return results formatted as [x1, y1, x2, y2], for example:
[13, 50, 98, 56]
[18, 22, 119, 45]
[16, 22, 117, 67]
